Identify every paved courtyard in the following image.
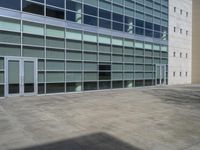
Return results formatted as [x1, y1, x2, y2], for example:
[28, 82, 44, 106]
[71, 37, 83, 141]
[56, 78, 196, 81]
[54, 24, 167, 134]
[0, 85, 200, 150]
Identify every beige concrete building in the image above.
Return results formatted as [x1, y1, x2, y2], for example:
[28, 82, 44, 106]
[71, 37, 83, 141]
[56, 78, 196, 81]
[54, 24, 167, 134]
[192, 0, 200, 83]
[168, 0, 192, 85]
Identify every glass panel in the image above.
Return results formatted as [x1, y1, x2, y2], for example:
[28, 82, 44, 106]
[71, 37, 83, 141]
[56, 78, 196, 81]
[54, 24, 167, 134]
[0, 0, 21, 10]
[46, 83, 65, 93]
[66, 83, 82, 92]
[0, 18, 21, 32]
[46, 26, 65, 38]
[24, 61, 35, 93]
[8, 60, 20, 94]
[23, 34, 44, 46]
[46, 61, 65, 70]
[46, 49, 65, 59]
[0, 31, 21, 44]
[46, 72, 65, 82]
[23, 22, 44, 35]
[0, 45, 21, 56]
[23, 0, 44, 15]
[23, 47, 44, 58]
[46, 37, 65, 48]
[0, 72, 4, 83]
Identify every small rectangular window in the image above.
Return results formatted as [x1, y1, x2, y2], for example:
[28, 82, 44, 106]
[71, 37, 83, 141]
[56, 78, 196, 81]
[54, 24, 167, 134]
[185, 72, 188, 76]
[180, 9, 183, 15]
[174, 7, 176, 12]
[174, 27, 176, 32]
[180, 72, 182, 77]
[180, 29, 183, 34]
[180, 52, 182, 58]
[186, 12, 188, 17]
[173, 52, 176, 57]
[173, 72, 176, 77]
[186, 30, 188, 36]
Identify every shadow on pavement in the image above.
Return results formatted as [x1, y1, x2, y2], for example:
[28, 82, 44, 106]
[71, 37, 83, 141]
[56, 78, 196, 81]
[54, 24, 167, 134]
[14, 132, 142, 150]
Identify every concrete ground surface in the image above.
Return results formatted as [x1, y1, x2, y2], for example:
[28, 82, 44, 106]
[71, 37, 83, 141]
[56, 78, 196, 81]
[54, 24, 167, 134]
[0, 85, 200, 150]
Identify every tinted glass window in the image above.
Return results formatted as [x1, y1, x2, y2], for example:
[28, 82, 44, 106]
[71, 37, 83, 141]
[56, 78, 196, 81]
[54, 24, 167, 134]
[0, 0, 21, 10]
[113, 13, 123, 22]
[46, 6, 64, 19]
[46, 0, 64, 8]
[99, 65, 111, 71]
[66, 1, 81, 11]
[99, 19, 111, 29]
[23, 0, 44, 15]
[31, 0, 44, 3]
[84, 15, 97, 26]
[145, 22, 153, 29]
[113, 22, 123, 31]
[99, 9, 111, 19]
[136, 19, 144, 27]
[84, 5, 97, 16]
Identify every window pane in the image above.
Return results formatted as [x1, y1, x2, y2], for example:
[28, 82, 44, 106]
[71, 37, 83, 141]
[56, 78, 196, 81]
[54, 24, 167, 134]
[46, 6, 64, 19]
[46, 0, 64, 8]
[23, 0, 44, 15]
[0, 0, 21, 10]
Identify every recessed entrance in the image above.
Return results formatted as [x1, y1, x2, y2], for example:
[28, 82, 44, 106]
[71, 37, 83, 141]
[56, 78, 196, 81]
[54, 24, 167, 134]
[156, 64, 166, 85]
[5, 57, 37, 97]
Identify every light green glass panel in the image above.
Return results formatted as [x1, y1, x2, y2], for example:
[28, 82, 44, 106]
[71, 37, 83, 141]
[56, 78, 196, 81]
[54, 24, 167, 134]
[112, 73, 123, 80]
[154, 51, 160, 57]
[153, 45, 160, 51]
[135, 73, 144, 79]
[124, 73, 134, 80]
[23, 47, 44, 58]
[46, 26, 65, 38]
[135, 65, 144, 71]
[99, 54, 111, 62]
[66, 51, 82, 60]
[23, 34, 44, 46]
[135, 41, 144, 48]
[124, 40, 134, 47]
[145, 58, 152, 64]
[144, 43, 152, 50]
[84, 53, 97, 61]
[99, 35, 111, 44]
[135, 11, 144, 19]
[66, 30, 82, 41]
[112, 55, 123, 62]
[67, 40, 82, 50]
[66, 73, 82, 82]
[124, 64, 134, 71]
[0, 58, 4, 70]
[84, 0, 98, 6]
[38, 60, 44, 70]
[38, 72, 45, 82]
[46, 49, 65, 59]
[0, 72, 4, 83]
[113, 5, 123, 14]
[66, 62, 82, 71]
[84, 73, 97, 81]
[46, 38, 65, 48]
[161, 46, 168, 52]
[99, 0, 111, 11]
[83, 33, 97, 42]
[135, 57, 144, 64]
[99, 44, 111, 53]
[124, 56, 134, 63]
[0, 45, 20, 56]
[24, 61, 34, 83]
[0, 31, 21, 44]
[23, 22, 44, 35]
[46, 72, 65, 82]
[112, 38, 123, 46]
[46, 61, 65, 70]
[124, 47, 134, 55]
[8, 60, 19, 84]
[112, 64, 123, 71]
[161, 59, 168, 64]
[154, 58, 160, 63]
[84, 63, 97, 71]
[135, 49, 144, 55]
[84, 42, 97, 51]
[0, 18, 20, 32]
[145, 65, 153, 71]
[145, 50, 153, 57]
[145, 73, 153, 79]
[112, 46, 123, 54]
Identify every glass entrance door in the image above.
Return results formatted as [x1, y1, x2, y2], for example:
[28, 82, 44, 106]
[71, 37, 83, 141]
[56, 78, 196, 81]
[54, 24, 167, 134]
[156, 64, 166, 86]
[5, 57, 37, 97]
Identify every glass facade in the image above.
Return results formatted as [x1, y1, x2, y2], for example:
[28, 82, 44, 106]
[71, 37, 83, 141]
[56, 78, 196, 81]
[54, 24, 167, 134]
[0, 0, 168, 96]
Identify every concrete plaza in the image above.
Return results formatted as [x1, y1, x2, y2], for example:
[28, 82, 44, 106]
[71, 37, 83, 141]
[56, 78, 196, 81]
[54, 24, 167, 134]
[0, 85, 200, 150]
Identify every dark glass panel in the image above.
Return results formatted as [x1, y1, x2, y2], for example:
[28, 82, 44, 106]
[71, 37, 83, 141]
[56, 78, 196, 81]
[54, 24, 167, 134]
[46, 6, 64, 19]
[99, 72, 111, 80]
[145, 22, 153, 29]
[113, 13, 123, 22]
[24, 84, 34, 93]
[125, 16, 134, 25]
[23, 0, 44, 15]
[38, 83, 45, 94]
[0, 0, 21, 10]
[154, 32, 161, 38]
[135, 80, 144, 87]
[31, 0, 44, 3]
[66, 0, 81, 11]
[99, 65, 111, 71]
[99, 9, 111, 19]
[154, 24, 161, 31]
[46, 0, 64, 8]
[66, 11, 76, 22]
[145, 80, 153, 86]
[145, 30, 153, 37]
[84, 5, 97, 16]
[46, 83, 65, 93]
[112, 81, 123, 89]
[0, 85, 4, 97]
[113, 22, 123, 31]
[9, 84, 19, 94]
[99, 81, 111, 89]
[99, 19, 111, 29]
[84, 15, 97, 26]
[135, 19, 144, 27]
[66, 83, 82, 92]
[84, 82, 97, 91]
[135, 27, 144, 35]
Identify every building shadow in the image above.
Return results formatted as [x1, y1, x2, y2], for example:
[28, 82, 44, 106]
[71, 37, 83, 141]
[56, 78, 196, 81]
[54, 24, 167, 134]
[14, 132, 142, 150]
